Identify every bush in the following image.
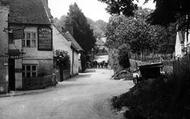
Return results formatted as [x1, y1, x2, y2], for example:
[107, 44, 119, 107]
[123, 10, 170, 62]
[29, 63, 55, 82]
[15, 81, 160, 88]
[54, 50, 70, 70]
[118, 44, 131, 69]
[54, 50, 70, 81]
[111, 54, 190, 119]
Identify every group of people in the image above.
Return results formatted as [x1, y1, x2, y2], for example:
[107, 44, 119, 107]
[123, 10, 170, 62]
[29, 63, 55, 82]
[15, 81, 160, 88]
[87, 61, 108, 69]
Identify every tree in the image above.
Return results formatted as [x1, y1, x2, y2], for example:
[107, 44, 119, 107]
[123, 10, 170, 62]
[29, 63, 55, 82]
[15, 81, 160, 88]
[87, 18, 107, 39]
[99, 0, 190, 49]
[98, 0, 138, 16]
[118, 44, 131, 69]
[98, 0, 190, 26]
[65, 3, 96, 52]
[105, 8, 175, 58]
[55, 3, 96, 72]
[145, 0, 190, 26]
[105, 9, 154, 55]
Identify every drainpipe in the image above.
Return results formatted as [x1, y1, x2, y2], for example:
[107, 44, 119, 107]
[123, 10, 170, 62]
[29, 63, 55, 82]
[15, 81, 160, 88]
[185, 15, 189, 54]
[186, 14, 189, 54]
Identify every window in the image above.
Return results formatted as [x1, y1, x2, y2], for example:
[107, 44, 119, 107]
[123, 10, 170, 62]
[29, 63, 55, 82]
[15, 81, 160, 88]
[22, 32, 37, 48]
[22, 64, 37, 78]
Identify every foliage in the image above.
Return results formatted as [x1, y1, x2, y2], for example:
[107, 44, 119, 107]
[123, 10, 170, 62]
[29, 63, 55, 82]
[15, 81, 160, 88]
[108, 48, 122, 72]
[98, 0, 190, 26]
[106, 8, 174, 55]
[98, 0, 138, 17]
[87, 18, 107, 39]
[112, 77, 181, 119]
[54, 50, 70, 70]
[108, 45, 130, 73]
[64, 3, 96, 53]
[118, 44, 131, 69]
[111, 55, 190, 119]
[146, 0, 190, 26]
[80, 52, 87, 72]
[55, 3, 97, 72]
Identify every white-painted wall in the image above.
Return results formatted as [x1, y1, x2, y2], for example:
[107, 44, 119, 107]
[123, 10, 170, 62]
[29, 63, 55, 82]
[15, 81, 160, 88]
[52, 26, 72, 74]
[9, 26, 54, 89]
[72, 50, 79, 75]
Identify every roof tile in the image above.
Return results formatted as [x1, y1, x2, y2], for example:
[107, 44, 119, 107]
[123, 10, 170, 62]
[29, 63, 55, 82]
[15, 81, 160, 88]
[8, 0, 50, 25]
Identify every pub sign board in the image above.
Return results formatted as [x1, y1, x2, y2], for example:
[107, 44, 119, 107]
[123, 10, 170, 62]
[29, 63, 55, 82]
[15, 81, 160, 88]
[38, 26, 52, 51]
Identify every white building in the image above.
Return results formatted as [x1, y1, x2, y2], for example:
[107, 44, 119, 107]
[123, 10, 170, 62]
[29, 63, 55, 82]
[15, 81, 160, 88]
[175, 30, 190, 58]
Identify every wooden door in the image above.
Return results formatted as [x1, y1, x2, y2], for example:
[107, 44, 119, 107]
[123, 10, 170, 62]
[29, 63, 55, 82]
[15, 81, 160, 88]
[8, 58, 15, 91]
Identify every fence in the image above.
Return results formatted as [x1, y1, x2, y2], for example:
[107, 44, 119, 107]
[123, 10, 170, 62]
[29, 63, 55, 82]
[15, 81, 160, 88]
[130, 53, 174, 62]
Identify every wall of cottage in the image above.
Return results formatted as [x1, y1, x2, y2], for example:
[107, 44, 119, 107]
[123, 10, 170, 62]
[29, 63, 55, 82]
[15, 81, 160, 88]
[53, 26, 72, 79]
[22, 26, 54, 83]
[53, 26, 72, 58]
[72, 50, 79, 75]
[9, 26, 54, 89]
[0, 4, 9, 93]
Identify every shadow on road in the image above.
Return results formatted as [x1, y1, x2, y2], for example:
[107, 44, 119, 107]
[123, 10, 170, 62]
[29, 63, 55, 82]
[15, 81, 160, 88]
[65, 74, 92, 82]
[83, 69, 96, 73]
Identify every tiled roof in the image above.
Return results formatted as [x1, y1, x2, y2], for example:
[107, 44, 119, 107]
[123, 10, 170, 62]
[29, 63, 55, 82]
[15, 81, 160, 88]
[8, 0, 51, 25]
[64, 32, 83, 52]
[53, 24, 70, 42]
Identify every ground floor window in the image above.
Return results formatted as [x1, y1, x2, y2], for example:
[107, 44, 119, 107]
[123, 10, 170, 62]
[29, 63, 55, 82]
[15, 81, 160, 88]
[22, 64, 38, 78]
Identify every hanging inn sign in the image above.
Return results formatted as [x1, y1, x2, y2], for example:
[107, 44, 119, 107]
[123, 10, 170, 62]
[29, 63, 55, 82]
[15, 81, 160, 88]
[38, 26, 52, 51]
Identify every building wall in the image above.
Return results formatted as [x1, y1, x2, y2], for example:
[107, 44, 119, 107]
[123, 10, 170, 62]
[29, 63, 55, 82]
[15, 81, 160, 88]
[9, 26, 53, 89]
[52, 26, 81, 77]
[53, 26, 72, 56]
[23, 27, 53, 60]
[52, 26, 72, 77]
[72, 50, 79, 75]
[0, 3, 9, 93]
[23, 26, 53, 87]
[23, 59, 53, 75]
[78, 53, 82, 72]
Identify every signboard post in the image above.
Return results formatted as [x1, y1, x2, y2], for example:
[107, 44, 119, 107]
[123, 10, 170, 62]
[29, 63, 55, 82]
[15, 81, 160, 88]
[38, 27, 52, 51]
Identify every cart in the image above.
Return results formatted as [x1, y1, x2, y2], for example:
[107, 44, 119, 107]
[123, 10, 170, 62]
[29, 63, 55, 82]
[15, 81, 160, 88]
[133, 62, 163, 84]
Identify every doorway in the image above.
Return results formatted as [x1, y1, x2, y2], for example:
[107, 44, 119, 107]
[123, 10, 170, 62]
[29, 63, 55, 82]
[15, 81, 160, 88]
[8, 58, 15, 91]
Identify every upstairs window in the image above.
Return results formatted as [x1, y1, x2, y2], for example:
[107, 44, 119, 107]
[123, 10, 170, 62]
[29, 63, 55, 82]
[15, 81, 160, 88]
[22, 32, 37, 48]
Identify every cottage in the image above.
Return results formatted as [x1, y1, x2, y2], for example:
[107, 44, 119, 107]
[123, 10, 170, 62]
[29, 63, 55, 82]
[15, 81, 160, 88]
[64, 32, 83, 75]
[175, 30, 190, 58]
[53, 25, 72, 81]
[7, 0, 54, 90]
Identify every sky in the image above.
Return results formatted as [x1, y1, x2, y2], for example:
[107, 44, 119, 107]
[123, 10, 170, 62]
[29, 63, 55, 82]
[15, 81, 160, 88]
[49, 0, 155, 22]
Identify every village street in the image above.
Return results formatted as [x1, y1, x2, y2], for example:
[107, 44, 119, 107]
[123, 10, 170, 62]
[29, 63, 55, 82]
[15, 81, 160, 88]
[0, 69, 134, 119]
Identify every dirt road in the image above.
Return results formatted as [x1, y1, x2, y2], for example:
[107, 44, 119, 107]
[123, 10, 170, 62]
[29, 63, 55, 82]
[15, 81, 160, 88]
[0, 69, 133, 119]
